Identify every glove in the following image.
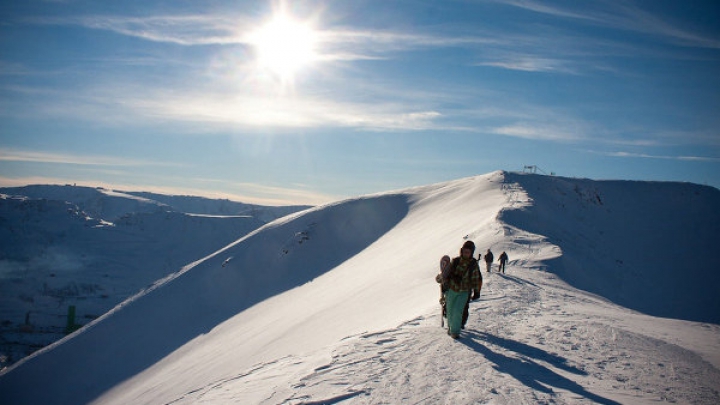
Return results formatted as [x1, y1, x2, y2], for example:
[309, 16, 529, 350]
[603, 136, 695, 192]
[471, 289, 480, 301]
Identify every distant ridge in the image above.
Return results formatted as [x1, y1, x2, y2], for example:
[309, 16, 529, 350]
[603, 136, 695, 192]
[0, 184, 312, 221]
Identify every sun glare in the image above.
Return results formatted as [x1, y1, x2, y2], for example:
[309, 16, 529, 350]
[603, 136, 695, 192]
[249, 13, 318, 82]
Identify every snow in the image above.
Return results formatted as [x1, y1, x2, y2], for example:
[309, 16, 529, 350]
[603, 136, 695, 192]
[1, 171, 719, 404]
[0, 186, 308, 368]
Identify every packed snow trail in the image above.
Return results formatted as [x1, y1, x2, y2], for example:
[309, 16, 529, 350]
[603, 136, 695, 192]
[160, 265, 720, 404]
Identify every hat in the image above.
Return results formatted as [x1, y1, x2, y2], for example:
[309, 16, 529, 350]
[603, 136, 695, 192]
[461, 240, 475, 254]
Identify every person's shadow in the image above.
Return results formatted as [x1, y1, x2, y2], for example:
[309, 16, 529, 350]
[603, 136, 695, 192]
[461, 331, 621, 405]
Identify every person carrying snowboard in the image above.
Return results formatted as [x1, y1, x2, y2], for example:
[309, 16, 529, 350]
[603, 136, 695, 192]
[443, 241, 482, 339]
[498, 251, 508, 273]
[484, 248, 494, 272]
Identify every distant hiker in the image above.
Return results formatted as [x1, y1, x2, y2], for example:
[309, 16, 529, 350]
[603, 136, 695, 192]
[484, 249, 494, 272]
[444, 241, 482, 339]
[498, 251, 508, 273]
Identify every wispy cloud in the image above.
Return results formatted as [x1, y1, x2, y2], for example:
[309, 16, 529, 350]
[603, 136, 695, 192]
[25, 12, 497, 61]
[0, 69, 447, 132]
[461, 100, 596, 142]
[597, 128, 720, 148]
[0, 148, 177, 167]
[320, 28, 497, 57]
[28, 14, 248, 46]
[12, 5, 717, 143]
[490, 124, 583, 142]
[25, 7, 630, 78]
[194, 177, 337, 206]
[141, 92, 444, 131]
[493, 0, 720, 49]
[601, 151, 720, 162]
[476, 56, 578, 74]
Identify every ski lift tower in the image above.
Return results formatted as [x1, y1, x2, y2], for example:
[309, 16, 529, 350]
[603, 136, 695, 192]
[523, 165, 554, 175]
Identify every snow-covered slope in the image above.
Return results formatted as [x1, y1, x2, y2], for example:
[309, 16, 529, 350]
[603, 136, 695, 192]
[0, 186, 309, 368]
[500, 173, 720, 324]
[1, 172, 719, 405]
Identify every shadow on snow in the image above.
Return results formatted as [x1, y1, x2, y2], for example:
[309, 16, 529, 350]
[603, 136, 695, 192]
[461, 331, 621, 405]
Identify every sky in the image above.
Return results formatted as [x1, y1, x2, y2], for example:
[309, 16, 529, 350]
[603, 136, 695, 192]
[1, 0, 719, 205]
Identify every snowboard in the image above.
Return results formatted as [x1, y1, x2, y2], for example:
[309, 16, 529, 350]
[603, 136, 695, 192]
[439, 255, 451, 327]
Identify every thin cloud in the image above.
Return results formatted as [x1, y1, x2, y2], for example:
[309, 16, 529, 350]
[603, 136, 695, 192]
[126, 87, 445, 131]
[597, 128, 720, 148]
[322, 28, 497, 50]
[490, 124, 583, 142]
[493, 0, 720, 49]
[472, 101, 594, 142]
[605, 151, 720, 162]
[612, 2, 720, 49]
[1, 70, 447, 132]
[26, 13, 498, 61]
[27, 14, 247, 46]
[310, 26, 498, 62]
[220, 180, 337, 206]
[476, 56, 578, 74]
[0, 148, 177, 167]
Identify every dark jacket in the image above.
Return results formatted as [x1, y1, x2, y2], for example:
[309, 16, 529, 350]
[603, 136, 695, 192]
[446, 257, 482, 292]
[484, 251, 494, 263]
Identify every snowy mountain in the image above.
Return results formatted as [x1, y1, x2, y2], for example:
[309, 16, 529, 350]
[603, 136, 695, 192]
[1, 172, 719, 404]
[0, 185, 310, 368]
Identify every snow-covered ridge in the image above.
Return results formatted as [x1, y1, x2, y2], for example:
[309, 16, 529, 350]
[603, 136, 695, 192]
[0, 184, 311, 221]
[500, 172, 720, 323]
[1, 172, 718, 404]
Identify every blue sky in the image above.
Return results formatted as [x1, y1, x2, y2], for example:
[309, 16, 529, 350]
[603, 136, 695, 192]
[1, 0, 719, 205]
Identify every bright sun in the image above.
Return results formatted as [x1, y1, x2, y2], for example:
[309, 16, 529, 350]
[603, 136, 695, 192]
[249, 13, 318, 82]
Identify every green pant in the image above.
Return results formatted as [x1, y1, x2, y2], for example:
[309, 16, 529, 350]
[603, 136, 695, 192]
[446, 289, 470, 335]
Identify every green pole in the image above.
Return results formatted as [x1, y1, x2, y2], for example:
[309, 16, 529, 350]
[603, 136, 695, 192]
[65, 305, 77, 334]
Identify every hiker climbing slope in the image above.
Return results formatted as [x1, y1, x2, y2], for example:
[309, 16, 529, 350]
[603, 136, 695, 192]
[483, 248, 494, 272]
[444, 241, 482, 339]
[498, 251, 508, 273]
